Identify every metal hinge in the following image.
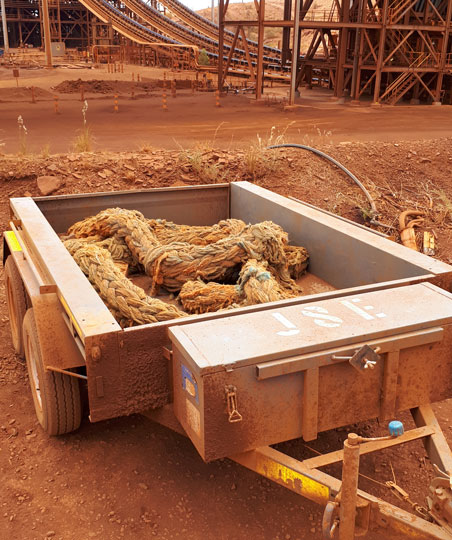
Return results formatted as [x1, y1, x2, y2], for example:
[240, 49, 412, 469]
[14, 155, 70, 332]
[162, 347, 173, 361]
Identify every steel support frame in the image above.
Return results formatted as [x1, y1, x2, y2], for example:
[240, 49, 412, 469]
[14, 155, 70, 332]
[215, 0, 452, 103]
[0, 0, 92, 48]
[218, 0, 261, 93]
[308, 0, 452, 104]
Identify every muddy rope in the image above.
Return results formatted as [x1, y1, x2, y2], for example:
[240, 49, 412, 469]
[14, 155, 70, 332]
[68, 208, 161, 269]
[237, 259, 296, 305]
[148, 218, 247, 245]
[69, 214, 248, 246]
[69, 209, 290, 293]
[64, 239, 186, 327]
[143, 220, 288, 294]
[64, 234, 138, 268]
[179, 259, 298, 314]
[66, 210, 310, 324]
[67, 217, 308, 287]
[179, 281, 240, 314]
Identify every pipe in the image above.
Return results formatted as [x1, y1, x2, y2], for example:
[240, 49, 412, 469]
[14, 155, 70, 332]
[289, 0, 301, 105]
[267, 143, 378, 218]
[41, 0, 53, 68]
[351, 0, 364, 100]
[338, 433, 361, 540]
[0, 0, 9, 53]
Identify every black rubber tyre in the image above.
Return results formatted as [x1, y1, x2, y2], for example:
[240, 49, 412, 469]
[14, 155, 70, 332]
[23, 309, 82, 435]
[4, 256, 28, 358]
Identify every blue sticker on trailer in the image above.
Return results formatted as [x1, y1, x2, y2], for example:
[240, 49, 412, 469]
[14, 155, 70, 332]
[181, 364, 199, 404]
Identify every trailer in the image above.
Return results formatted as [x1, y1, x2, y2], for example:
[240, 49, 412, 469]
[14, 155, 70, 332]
[4, 181, 452, 539]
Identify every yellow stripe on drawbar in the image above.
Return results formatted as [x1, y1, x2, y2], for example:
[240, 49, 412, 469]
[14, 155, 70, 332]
[58, 293, 83, 340]
[256, 456, 330, 504]
[4, 231, 22, 252]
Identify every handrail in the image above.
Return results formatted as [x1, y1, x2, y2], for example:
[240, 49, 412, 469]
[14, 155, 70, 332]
[301, 9, 340, 22]
[379, 52, 429, 102]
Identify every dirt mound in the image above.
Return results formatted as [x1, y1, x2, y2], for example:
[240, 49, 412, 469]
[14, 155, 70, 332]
[54, 78, 160, 95]
[0, 86, 53, 102]
[55, 78, 115, 94]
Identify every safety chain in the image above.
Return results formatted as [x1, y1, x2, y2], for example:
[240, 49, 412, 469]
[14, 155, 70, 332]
[386, 481, 430, 519]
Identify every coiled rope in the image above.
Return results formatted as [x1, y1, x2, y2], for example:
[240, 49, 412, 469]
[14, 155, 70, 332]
[64, 239, 186, 327]
[65, 209, 310, 325]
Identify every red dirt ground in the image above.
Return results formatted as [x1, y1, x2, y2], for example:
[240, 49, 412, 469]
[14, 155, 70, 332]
[1, 66, 452, 540]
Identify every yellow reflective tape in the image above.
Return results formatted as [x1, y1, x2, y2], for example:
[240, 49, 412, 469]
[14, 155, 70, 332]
[256, 456, 330, 504]
[59, 293, 83, 339]
[4, 231, 22, 252]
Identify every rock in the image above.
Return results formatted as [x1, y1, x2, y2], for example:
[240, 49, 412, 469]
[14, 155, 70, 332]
[47, 164, 58, 172]
[45, 531, 56, 538]
[419, 157, 431, 163]
[23, 191, 32, 197]
[37, 175, 64, 196]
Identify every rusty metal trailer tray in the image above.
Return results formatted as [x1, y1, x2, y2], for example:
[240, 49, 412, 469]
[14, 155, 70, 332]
[5, 181, 452, 539]
[4, 181, 452, 422]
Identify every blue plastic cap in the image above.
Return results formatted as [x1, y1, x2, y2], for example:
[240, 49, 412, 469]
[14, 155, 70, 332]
[388, 420, 404, 437]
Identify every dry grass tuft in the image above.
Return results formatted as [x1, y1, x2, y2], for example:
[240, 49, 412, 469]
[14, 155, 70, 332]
[243, 122, 295, 180]
[73, 126, 94, 153]
[138, 141, 155, 153]
[40, 143, 51, 159]
[17, 115, 28, 156]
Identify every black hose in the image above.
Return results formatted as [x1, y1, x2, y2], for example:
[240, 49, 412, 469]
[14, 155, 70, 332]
[267, 143, 378, 219]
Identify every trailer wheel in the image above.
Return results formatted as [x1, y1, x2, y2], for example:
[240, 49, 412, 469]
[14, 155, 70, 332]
[23, 309, 82, 435]
[4, 256, 28, 358]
